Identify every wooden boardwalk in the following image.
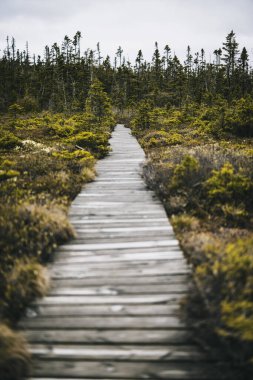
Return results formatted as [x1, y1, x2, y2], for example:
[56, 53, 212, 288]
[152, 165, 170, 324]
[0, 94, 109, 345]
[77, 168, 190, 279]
[20, 125, 226, 379]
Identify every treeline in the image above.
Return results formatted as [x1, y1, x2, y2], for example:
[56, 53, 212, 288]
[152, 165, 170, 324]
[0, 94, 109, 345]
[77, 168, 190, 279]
[0, 30, 252, 112]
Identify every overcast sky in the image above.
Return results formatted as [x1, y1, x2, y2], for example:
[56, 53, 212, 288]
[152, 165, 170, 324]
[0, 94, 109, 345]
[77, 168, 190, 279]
[0, 0, 253, 63]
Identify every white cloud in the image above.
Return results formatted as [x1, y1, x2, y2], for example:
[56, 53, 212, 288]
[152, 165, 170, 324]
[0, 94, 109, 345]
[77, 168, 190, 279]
[0, 0, 253, 62]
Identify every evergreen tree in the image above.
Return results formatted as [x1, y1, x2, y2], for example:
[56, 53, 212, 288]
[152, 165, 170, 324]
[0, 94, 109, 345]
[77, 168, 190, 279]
[85, 78, 113, 121]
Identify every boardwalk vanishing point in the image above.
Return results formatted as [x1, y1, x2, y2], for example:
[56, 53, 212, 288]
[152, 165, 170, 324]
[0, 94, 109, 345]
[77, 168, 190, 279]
[20, 125, 228, 379]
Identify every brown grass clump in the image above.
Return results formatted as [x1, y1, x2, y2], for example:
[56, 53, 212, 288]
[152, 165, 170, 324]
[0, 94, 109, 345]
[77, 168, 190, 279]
[0, 203, 75, 265]
[81, 167, 96, 182]
[4, 260, 50, 322]
[0, 323, 31, 380]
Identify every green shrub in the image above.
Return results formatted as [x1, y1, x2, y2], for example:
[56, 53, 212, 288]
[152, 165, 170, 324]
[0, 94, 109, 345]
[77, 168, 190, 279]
[142, 130, 182, 148]
[0, 204, 75, 265]
[0, 133, 21, 150]
[205, 163, 252, 205]
[47, 122, 76, 137]
[0, 159, 16, 168]
[18, 95, 39, 113]
[224, 98, 253, 137]
[52, 149, 95, 164]
[149, 108, 167, 129]
[171, 214, 200, 234]
[171, 155, 200, 189]
[8, 103, 24, 118]
[221, 301, 253, 341]
[163, 110, 183, 127]
[85, 78, 114, 120]
[196, 237, 253, 358]
[67, 131, 110, 158]
[0, 170, 20, 181]
[131, 100, 153, 130]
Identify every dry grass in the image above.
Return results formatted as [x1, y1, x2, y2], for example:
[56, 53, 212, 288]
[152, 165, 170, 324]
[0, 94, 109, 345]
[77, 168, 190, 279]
[0, 324, 31, 380]
[4, 260, 50, 322]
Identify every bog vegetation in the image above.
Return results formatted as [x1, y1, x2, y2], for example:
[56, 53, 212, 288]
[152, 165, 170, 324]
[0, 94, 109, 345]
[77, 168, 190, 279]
[0, 30, 253, 377]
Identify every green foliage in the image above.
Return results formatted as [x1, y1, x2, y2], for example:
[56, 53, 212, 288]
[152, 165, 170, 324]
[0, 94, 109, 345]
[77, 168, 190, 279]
[52, 149, 94, 163]
[131, 100, 153, 130]
[139, 100, 253, 368]
[163, 110, 184, 127]
[0, 109, 112, 326]
[197, 238, 253, 355]
[205, 163, 252, 205]
[47, 121, 76, 137]
[221, 301, 253, 341]
[0, 133, 21, 150]
[142, 130, 182, 148]
[0, 204, 75, 264]
[171, 214, 200, 234]
[67, 131, 110, 158]
[8, 103, 24, 117]
[224, 97, 253, 137]
[85, 78, 114, 121]
[148, 108, 167, 129]
[0, 169, 20, 181]
[171, 155, 200, 189]
[0, 31, 252, 114]
[18, 95, 39, 113]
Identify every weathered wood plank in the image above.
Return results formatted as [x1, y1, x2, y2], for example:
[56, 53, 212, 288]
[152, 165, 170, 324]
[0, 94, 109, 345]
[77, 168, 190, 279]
[31, 360, 223, 379]
[60, 240, 180, 251]
[26, 304, 181, 317]
[18, 125, 224, 380]
[50, 260, 188, 272]
[48, 283, 188, 295]
[55, 247, 183, 257]
[50, 274, 190, 286]
[23, 329, 194, 345]
[35, 294, 186, 305]
[69, 236, 176, 244]
[72, 226, 173, 233]
[29, 344, 207, 361]
[54, 252, 184, 264]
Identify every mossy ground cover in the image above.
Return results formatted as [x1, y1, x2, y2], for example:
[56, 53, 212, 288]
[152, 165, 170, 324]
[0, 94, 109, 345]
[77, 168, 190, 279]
[0, 112, 114, 309]
[131, 98, 253, 372]
[0, 94, 115, 378]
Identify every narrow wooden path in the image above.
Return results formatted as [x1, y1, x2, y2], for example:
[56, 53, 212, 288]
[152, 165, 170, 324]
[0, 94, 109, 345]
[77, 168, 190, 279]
[21, 125, 226, 379]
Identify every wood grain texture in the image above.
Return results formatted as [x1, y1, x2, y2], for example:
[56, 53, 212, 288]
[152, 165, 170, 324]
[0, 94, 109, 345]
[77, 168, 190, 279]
[19, 125, 225, 379]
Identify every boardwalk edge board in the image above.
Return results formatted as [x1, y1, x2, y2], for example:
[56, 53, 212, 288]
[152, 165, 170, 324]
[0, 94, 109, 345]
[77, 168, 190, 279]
[19, 125, 225, 380]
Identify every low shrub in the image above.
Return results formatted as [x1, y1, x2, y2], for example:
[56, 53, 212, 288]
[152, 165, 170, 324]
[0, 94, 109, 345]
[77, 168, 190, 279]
[171, 155, 200, 189]
[142, 130, 182, 149]
[67, 131, 110, 158]
[47, 121, 76, 137]
[171, 214, 200, 234]
[224, 97, 253, 137]
[133, 99, 253, 371]
[0, 324, 30, 380]
[0, 170, 20, 181]
[0, 133, 21, 150]
[196, 237, 253, 361]
[205, 163, 252, 207]
[131, 99, 153, 130]
[52, 149, 95, 165]
[0, 108, 113, 373]
[163, 110, 183, 127]
[81, 167, 96, 182]
[4, 260, 49, 321]
[0, 203, 75, 265]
